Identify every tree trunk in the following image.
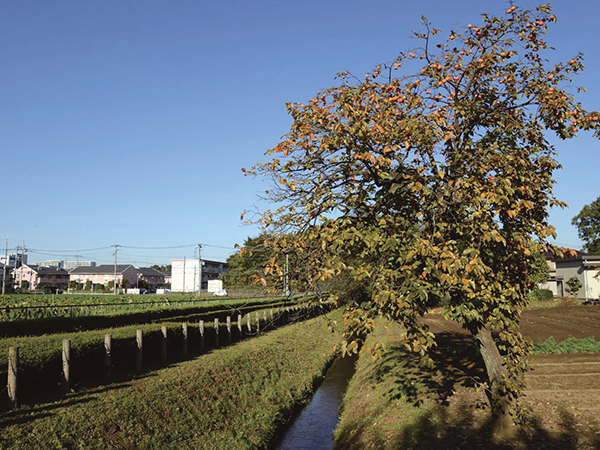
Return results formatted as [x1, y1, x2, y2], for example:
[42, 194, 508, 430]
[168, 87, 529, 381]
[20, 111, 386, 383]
[474, 326, 515, 438]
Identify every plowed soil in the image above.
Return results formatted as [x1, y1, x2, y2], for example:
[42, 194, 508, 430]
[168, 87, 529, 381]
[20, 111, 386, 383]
[422, 305, 600, 447]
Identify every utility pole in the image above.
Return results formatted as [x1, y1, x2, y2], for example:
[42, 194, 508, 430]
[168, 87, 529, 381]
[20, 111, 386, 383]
[113, 245, 120, 295]
[198, 243, 202, 295]
[14, 245, 28, 291]
[2, 238, 8, 295]
[183, 257, 186, 293]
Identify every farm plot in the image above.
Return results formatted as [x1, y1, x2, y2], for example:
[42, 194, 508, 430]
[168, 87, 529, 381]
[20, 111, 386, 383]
[521, 305, 600, 342]
[421, 305, 600, 444]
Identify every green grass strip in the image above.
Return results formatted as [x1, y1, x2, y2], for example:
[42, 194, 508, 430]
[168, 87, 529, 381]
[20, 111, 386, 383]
[0, 309, 342, 450]
[532, 336, 600, 354]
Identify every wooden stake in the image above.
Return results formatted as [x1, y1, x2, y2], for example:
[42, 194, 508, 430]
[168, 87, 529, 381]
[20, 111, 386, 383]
[62, 339, 71, 393]
[136, 330, 143, 371]
[7, 347, 18, 409]
[161, 326, 168, 362]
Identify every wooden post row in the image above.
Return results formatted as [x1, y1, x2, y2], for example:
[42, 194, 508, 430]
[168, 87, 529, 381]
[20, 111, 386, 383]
[5, 309, 289, 410]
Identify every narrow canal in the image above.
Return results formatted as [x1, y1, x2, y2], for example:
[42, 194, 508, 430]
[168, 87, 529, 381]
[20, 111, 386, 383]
[274, 354, 358, 450]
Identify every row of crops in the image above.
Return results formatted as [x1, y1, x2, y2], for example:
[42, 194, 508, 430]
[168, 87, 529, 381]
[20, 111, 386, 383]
[0, 294, 265, 321]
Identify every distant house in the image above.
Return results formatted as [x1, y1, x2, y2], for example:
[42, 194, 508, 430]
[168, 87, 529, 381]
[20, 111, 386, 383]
[540, 252, 564, 297]
[554, 251, 600, 300]
[69, 264, 139, 290]
[136, 267, 167, 290]
[13, 264, 70, 293]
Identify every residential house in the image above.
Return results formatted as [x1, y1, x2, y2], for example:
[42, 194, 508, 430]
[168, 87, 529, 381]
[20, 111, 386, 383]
[170, 259, 229, 292]
[69, 264, 139, 290]
[554, 251, 600, 300]
[540, 251, 564, 297]
[136, 267, 167, 291]
[13, 264, 70, 293]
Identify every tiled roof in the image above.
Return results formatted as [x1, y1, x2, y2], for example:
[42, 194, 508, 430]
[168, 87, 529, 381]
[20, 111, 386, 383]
[555, 250, 600, 261]
[27, 265, 70, 276]
[69, 264, 134, 274]
[137, 267, 166, 277]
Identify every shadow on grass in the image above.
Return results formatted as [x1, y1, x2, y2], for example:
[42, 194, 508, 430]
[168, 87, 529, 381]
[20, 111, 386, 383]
[371, 332, 486, 407]
[0, 382, 134, 428]
[335, 330, 600, 450]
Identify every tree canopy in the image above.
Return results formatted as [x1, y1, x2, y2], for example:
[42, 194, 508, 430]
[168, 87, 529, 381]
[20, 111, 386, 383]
[222, 234, 312, 295]
[572, 196, 600, 254]
[222, 234, 276, 288]
[244, 4, 599, 435]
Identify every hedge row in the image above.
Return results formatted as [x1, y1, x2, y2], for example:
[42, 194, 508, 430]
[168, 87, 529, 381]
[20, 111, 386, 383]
[0, 309, 343, 449]
[0, 302, 325, 406]
[0, 297, 294, 338]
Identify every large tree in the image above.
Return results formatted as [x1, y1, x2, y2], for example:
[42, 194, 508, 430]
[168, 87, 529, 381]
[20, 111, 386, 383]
[572, 196, 600, 254]
[222, 234, 277, 289]
[245, 4, 599, 435]
[223, 234, 312, 295]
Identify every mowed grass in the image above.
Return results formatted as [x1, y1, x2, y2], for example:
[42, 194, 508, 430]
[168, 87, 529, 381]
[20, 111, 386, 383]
[0, 310, 342, 450]
[333, 319, 600, 450]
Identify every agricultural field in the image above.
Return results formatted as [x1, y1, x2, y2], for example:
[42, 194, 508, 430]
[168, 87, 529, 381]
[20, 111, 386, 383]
[0, 295, 315, 408]
[334, 303, 600, 449]
[0, 293, 257, 322]
[0, 310, 343, 449]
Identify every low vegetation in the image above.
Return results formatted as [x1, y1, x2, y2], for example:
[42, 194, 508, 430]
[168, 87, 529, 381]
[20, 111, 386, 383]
[0, 300, 318, 405]
[0, 293, 289, 324]
[533, 336, 600, 354]
[0, 296, 293, 337]
[0, 309, 342, 449]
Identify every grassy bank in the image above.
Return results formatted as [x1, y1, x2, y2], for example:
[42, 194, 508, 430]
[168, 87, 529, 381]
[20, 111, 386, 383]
[333, 319, 600, 449]
[0, 309, 342, 449]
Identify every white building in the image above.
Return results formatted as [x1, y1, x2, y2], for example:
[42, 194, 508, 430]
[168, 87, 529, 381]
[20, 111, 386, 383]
[170, 259, 229, 293]
[31, 260, 64, 268]
[64, 260, 97, 270]
[0, 253, 27, 268]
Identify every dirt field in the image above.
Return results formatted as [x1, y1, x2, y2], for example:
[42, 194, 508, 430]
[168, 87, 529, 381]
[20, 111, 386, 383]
[422, 305, 600, 448]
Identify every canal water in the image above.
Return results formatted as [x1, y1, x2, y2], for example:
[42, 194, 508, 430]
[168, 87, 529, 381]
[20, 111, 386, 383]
[274, 354, 358, 450]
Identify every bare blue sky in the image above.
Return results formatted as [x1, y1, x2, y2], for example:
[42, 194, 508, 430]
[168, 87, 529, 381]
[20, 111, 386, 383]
[1, 0, 599, 266]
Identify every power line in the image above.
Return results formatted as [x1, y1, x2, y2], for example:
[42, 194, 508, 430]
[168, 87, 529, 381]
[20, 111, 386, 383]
[27, 246, 113, 253]
[120, 244, 198, 250]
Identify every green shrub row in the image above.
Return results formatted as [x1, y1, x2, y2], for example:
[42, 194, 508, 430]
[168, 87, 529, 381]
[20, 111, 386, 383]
[0, 309, 343, 449]
[0, 303, 324, 405]
[0, 294, 209, 308]
[532, 335, 600, 354]
[0, 297, 294, 338]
